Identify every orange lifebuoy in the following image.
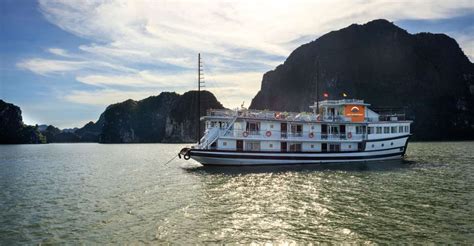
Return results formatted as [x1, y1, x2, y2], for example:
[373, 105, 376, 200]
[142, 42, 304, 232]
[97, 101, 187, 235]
[308, 132, 314, 138]
[347, 132, 352, 139]
[243, 131, 249, 137]
[266, 131, 272, 137]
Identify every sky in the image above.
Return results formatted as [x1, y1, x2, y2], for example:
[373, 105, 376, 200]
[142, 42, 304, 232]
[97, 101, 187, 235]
[1, 0, 473, 128]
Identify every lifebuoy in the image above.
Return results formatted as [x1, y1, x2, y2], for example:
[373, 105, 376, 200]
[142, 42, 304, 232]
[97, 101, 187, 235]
[317, 115, 321, 121]
[347, 132, 352, 139]
[266, 131, 272, 137]
[308, 132, 314, 138]
[243, 131, 249, 137]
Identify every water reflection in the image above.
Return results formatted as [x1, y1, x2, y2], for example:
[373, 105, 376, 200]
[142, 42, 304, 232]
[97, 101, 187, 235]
[177, 159, 418, 243]
[184, 159, 412, 175]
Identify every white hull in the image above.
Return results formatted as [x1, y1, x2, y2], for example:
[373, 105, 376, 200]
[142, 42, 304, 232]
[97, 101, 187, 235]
[188, 136, 409, 166]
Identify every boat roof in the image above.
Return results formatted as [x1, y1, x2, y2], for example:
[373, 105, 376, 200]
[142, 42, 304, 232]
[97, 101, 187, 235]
[310, 99, 370, 109]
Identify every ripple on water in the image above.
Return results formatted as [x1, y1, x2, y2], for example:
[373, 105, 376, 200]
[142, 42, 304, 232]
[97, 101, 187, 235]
[0, 142, 473, 244]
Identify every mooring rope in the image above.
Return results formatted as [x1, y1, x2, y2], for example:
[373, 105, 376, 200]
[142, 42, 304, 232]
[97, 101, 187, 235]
[163, 154, 179, 166]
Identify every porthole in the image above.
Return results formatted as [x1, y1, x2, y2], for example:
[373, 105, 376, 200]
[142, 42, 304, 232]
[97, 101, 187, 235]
[269, 144, 273, 148]
[348, 145, 352, 148]
[310, 144, 314, 148]
[223, 142, 227, 146]
[311, 126, 314, 130]
[381, 143, 384, 147]
[391, 142, 394, 146]
[270, 124, 274, 129]
[371, 144, 375, 148]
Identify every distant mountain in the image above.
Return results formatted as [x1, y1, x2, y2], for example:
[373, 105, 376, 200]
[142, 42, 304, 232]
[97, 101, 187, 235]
[19, 91, 223, 143]
[0, 100, 45, 144]
[40, 125, 81, 143]
[250, 19, 474, 140]
[84, 90, 224, 143]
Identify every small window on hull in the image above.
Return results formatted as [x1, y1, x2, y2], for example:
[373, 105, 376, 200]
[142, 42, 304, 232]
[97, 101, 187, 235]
[289, 143, 302, 152]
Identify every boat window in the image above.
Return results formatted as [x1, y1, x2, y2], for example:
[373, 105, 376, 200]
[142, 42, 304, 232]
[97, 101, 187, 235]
[291, 124, 303, 137]
[289, 143, 302, 152]
[368, 127, 374, 134]
[376, 127, 382, 134]
[236, 140, 243, 151]
[245, 141, 260, 151]
[391, 126, 397, 133]
[281, 142, 287, 152]
[322, 143, 328, 152]
[246, 122, 260, 135]
[330, 125, 339, 135]
[356, 126, 364, 134]
[384, 127, 390, 134]
[405, 126, 409, 133]
[399, 126, 404, 132]
[329, 144, 340, 152]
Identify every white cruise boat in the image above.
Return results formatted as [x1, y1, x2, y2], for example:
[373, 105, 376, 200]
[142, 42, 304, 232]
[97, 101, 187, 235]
[179, 99, 412, 166]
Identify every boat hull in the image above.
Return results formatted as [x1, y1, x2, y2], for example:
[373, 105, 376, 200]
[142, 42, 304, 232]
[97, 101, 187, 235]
[182, 135, 410, 166]
[190, 145, 407, 166]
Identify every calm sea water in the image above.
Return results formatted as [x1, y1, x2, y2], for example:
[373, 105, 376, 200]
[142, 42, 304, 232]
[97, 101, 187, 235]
[0, 142, 473, 244]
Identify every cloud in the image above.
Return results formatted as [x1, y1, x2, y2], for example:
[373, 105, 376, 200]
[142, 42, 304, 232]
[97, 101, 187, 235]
[48, 48, 71, 57]
[17, 57, 137, 75]
[76, 71, 195, 88]
[28, 0, 474, 109]
[63, 89, 156, 106]
[66, 71, 263, 108]
[17, 58, 88, 75]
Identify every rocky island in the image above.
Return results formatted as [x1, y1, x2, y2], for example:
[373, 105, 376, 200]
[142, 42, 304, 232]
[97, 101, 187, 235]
[250, 19, 474, 140]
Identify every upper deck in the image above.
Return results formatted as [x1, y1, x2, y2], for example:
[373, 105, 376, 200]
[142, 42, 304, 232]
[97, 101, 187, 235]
[203, 99, 409, 124]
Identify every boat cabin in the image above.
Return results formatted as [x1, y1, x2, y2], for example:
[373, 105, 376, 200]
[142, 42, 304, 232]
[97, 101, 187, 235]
[199, 99, 411, 153]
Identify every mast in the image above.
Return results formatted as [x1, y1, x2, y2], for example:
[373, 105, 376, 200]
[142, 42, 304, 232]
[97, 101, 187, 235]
[197, 53, 204, 144]
[315, 59, 320, 114]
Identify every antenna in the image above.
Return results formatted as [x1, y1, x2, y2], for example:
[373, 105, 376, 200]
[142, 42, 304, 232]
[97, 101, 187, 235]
[315, 59, 320, 114]
[197, 53, 205, 144]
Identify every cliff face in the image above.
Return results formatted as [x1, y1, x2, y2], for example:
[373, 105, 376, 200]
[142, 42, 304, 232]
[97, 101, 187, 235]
[0, 100, 45, 144]
[99, 92, 179, 143]
[164, 90, 225, 142]
[250, 19, 474, 140]
[97, 91, 224, 143]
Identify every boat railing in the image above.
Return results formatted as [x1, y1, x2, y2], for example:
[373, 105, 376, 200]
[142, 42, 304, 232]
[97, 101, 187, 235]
[372, 107, 407, 121]
[199, 127, 220, 149]
[207, 109, 317, 122]
[322, 115, 352, 122]
[317, 99, 365, 106]
[217, 129, 365, 140]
